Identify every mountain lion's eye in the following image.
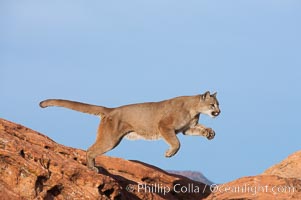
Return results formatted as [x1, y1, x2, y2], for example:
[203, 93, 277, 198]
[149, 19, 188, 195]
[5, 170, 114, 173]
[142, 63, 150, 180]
[210, 104, 215, 108]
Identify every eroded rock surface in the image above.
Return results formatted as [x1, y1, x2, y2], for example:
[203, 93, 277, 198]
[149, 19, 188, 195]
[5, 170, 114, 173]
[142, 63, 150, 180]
[0, 119, 209, 199]
[1, 118, 300, 200]
[263, 150, 301, 179]
[205, 151, 301, 199]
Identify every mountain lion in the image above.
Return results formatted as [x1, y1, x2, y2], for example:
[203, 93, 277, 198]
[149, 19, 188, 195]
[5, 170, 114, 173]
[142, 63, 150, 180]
[40, 91, 221, 172]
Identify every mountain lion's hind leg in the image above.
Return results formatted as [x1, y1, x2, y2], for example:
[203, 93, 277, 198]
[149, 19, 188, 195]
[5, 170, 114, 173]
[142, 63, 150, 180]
[86, 120, 125, 172]
[184, 124, 215, 140]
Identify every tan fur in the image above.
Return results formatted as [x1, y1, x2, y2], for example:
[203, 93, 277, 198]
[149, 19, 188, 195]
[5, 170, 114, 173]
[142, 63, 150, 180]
[40, 91, 221, 172]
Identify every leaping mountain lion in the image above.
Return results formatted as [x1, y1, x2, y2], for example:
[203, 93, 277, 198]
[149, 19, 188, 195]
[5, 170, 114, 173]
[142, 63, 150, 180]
[40, 91, 221, 172]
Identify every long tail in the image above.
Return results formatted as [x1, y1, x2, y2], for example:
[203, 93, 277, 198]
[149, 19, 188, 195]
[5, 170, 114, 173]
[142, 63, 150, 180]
[39, 99, 111, 116]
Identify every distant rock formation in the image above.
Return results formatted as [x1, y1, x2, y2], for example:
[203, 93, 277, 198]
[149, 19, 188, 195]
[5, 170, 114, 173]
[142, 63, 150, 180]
[167, 170, 213, 185]
[0, 118, 300, 199]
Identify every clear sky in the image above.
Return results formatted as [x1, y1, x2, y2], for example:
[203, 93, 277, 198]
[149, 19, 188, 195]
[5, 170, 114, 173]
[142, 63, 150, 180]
[1, 1, 300, 183]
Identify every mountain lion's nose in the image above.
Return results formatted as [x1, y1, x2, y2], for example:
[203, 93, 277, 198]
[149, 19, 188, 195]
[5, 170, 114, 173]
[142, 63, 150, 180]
[212, 111, 220, 116]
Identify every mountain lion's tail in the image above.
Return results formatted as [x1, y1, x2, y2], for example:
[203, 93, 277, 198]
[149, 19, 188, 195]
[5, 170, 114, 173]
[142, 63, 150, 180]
[39, 99, 111, 116]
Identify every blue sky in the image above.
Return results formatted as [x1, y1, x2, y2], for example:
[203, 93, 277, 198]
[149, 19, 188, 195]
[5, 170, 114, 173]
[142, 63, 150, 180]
[1, 1, 300, 183]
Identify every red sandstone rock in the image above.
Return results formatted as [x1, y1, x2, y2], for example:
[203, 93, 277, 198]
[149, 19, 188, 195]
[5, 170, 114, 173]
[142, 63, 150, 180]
[205, 150, 301, 199]
[1, 118, 300, 200]
[205, 175, 301, 200]
[0, 119, 210, 199]
[263, 150, 301, 179]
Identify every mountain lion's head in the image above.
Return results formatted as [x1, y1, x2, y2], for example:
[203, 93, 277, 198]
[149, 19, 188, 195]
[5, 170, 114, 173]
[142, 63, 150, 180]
[200, 91, 221, 118]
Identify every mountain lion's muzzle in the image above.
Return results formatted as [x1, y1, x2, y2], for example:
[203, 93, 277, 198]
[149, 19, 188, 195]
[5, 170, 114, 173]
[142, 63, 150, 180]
[212, 111, 220, 117]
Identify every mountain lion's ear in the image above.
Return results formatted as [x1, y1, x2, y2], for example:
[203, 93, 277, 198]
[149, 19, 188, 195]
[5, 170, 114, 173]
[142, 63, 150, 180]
[203, 91, 210, 100]
[212, 92, 217, 97]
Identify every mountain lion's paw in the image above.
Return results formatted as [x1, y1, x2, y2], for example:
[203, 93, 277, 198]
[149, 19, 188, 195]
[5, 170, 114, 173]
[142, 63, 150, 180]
[205, 128, 215, 140]
[165, 149, 177, 157]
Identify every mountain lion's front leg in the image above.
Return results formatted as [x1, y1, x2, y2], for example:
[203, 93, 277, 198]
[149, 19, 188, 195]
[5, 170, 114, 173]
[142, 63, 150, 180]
[158, 122, 180, 157]
[184, 124, 215, 140]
